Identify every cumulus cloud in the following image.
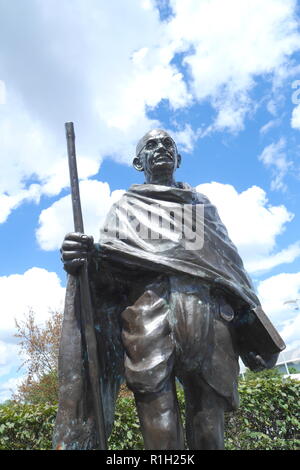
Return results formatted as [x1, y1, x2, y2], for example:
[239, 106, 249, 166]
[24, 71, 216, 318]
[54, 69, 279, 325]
[257, 272, 300, 321]
[196, 182, 298, 274]
[0, 268, 65, 336]
[0, 0, 299, 222]
[0, 0, 163, 223]
[0, 342, 20, 378]
[0, 184, 41, 224]
[280, 317, 300, 351]
[36, 180, 125, 250]
[257, 272, 300, 359]
[258, 138, 292, 191]
[246, 242, 300, 274]
[171, 124, 198, 153]
[167, 0, 300, 132]
[0, 376, 25, 403]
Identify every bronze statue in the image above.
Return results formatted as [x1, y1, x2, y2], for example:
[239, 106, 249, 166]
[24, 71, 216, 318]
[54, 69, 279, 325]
[53, 128, 285, 450]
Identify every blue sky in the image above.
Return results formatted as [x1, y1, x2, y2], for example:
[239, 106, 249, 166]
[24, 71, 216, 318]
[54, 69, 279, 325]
[1, 0, 300, 401]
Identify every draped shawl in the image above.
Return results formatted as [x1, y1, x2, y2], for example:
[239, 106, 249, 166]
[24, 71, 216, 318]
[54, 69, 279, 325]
[99, 183, 260, 309]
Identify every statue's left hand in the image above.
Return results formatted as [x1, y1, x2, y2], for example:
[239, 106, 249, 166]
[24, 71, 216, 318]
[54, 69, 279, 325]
[243, 351, 279, 372]
[248, 353, 267, 371]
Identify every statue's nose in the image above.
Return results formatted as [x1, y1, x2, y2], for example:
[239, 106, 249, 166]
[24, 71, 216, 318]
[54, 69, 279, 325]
[157, 142, 165, 151]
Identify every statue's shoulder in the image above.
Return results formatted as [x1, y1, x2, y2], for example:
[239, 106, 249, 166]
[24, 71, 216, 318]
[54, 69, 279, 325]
[195, 191, 211, 204]
[174, 181, 213, 206]
[186, 184, 212, 204]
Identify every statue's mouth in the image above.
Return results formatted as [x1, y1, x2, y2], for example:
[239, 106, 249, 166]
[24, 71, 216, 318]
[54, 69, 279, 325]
[154, 152, 173, 162]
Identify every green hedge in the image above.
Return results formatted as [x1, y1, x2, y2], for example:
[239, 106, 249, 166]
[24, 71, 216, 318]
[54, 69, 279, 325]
[0, 403, 57, 450]
[225, 377, 300, 450]
[1, 376, 299, 450]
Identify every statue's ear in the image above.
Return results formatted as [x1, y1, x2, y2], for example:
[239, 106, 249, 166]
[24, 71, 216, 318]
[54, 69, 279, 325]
[177, 153, 182, 168]
[132, 156, 144, 172]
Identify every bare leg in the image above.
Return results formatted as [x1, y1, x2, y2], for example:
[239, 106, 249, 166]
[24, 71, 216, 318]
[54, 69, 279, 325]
[134, 375, 184, 450]
[182, 374, 226, 450]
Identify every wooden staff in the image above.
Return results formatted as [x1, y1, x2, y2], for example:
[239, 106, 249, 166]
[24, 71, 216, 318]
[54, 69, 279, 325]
[65, 122, 107, 449]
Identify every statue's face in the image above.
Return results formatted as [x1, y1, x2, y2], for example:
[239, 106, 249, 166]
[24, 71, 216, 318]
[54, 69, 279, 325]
[134, 130, 180, 181]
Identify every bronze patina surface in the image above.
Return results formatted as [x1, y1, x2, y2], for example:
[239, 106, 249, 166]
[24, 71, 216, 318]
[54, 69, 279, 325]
[53, 129, 285, 450]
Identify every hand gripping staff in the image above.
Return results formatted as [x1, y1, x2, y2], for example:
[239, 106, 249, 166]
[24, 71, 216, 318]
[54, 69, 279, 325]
[65, 122, 107, 450]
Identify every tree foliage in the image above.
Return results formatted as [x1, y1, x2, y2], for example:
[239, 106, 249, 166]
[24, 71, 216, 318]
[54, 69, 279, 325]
[13, 310, 62, 404]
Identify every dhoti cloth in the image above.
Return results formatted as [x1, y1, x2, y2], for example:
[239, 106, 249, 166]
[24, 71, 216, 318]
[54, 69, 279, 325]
[121, 273, 240, 411]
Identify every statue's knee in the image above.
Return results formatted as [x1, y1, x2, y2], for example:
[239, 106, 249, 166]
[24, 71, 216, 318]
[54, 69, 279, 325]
[122, 289, 174, 395]
[125, 356, 174, 395]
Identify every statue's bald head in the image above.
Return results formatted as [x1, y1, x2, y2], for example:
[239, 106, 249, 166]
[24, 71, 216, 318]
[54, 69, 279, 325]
[136, 129, 177, 157]
[133, 129, 181, 185]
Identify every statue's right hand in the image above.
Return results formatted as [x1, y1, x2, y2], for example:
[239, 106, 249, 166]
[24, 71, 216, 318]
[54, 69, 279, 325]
[60, 232, 94, 275]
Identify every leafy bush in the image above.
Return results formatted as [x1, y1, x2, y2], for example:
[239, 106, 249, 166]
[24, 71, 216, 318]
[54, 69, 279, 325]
[225, 375, 300, 450]
[108, 397, 143, 450]
[1, 375, 299, 450]
[0, 403, 57, 450]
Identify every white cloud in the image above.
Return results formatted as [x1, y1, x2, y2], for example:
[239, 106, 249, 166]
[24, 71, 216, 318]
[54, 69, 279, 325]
[0, 0, 299, 221]
[0, 184, 41, 224]
[0, 0, 164, 222]
[171, 124, 198, 153]
[257, 272, 300, 320]
[0, 268, 65, 335]
[246, 242, 300, 274]
[167, 0, 300, 131]
[0, 342, 20, 378]
[196, 182, 298, 274]
[36, 180, 125, 250]
[0, 376, 25, 403]
[260, 119, 281, 135]
[257, 272, 300, 358]
[280, 317, 300, 348]
[258, 138, 292, 191]
[267, 99, 279, 116]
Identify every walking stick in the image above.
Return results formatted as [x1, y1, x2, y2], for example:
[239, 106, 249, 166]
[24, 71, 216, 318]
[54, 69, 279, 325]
[65, 122, 107, 449]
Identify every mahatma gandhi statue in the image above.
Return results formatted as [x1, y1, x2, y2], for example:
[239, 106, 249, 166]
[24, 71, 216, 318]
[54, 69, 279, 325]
[53, 129, 285, 450]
